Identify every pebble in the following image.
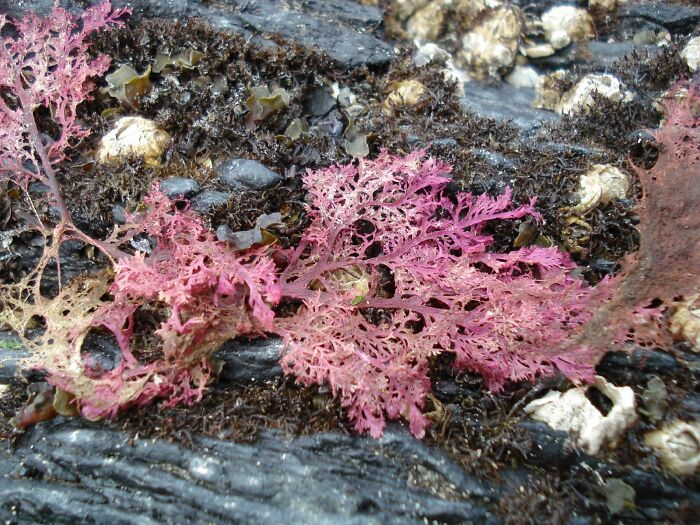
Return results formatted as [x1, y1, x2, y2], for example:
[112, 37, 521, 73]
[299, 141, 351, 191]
[216, 158, 283, 191]
[190, 190, 231, 214]
[304, 87, 336, 117]
[159, 177, 201, 199]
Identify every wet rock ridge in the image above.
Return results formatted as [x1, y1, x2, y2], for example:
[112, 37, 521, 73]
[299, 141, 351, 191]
[0, 0, 394, 69]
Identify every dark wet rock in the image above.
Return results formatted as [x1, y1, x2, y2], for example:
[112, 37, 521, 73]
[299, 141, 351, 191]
[596, 347, 682, 386]
[217, 158, 282, 191]
[470, 148, 517, 171]
[619, 2, 700, 33]
[159, 176, 201, 199]
[81, 331, 122, 376]
[530, 41, 661, 71]
[461, 82, 557, 133]
[0, 332, 28, 384]
[304, 86, 337, 117]
[216, 337, 284, 385]
[680, 394, 700, 419]
[232, 0, 393, 68]
[0, 419, 499, 525]
[8, 1, 393, 69]
[15, 239, 105, 297]
[623, 469, 700, 512]
[190, 190, 231, 214]
[536, 141, 605, 158]
[111, 203, 127, 224]
[516, 420, 583, 469]
[315, 110, 346, 137]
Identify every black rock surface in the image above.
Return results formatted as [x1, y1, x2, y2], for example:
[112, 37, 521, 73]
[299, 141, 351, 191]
[304, 86, 337, 117]
[620, 2, 700, 33]
[216, 336, 284, 385]
[2, 0, 394, 69]
[460, 82, 557, 133]
[0, 419, 500, 525]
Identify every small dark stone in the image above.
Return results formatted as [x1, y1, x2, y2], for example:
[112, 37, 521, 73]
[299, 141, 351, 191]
[159, 177, 201, 199]
[190, 190, 231, 214]
[304, 87, 336, 117]
[315, 110, 345, 137]
[433, 380, 471, 399]
[586, 258, 618, 276]
[111, 204, 126, 225]
[217, 158, 282, 191]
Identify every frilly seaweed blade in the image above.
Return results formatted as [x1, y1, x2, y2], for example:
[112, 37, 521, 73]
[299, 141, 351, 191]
[275, 151, 598, 438]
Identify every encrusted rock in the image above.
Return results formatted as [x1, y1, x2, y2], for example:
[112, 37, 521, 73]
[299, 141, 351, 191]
[669, 294, 700, 351]
[97, 116, 171, 166]
[532, 70, 567, 111]
[405, 1, 445, 42]
[645, 420, 700, 475]
[574, 165, 630, 213]
[541, 6, 594, 50]
[555, 74, 633, 115]
[459, 6, 524, 79]
[590, 0, 616, 12]
[413, 43, 467, 94]
[524, 376, 637, 455]
[681, 36, 700, 73]
[384, 80, 427, 113]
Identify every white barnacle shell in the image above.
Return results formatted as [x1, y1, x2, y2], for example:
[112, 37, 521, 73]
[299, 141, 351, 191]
[97, 116, 171, 167]
[646, 420, 700, 475]
[524, 376, 637, 455]
[574, 164, 630, 213]
[669, 294, 700, 352]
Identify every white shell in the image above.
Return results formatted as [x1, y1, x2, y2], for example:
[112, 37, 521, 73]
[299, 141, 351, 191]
[574, 164, 630, 212]
[541, 6, 594, 49]
[589, 0, 617, 12]
[459, 6, 524, 78]
[405, 2, 445, 42]
[524, 376, 637, 455]
[669, 294, 700, 352]
[681, 37, 700, 73]
[556, 74, 634, 115]
[505, 66, 540, 89]
[646, 421, 700, 475]
[97, 117, 171, 166]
